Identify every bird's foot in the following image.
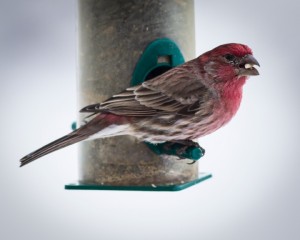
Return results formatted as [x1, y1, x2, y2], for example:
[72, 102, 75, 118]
[170, 140, 205, 156]
[161, 140, 205, 163]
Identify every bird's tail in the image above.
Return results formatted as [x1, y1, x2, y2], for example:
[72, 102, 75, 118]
[20, 114, 111, 167]
[20, 131, 87, 167]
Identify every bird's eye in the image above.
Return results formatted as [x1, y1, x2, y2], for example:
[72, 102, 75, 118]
[224, 54, 235, 62]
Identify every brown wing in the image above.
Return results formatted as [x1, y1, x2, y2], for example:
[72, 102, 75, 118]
[80, 60, 214, 117]
[142, 61, 208, 105]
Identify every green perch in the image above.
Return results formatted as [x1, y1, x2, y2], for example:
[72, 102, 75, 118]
[145, 142, 204, 162]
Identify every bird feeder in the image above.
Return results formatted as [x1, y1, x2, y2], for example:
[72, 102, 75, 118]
[65, 0, 211, 191]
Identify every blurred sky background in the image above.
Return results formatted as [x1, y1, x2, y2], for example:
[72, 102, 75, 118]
[0, 0, 299, 240]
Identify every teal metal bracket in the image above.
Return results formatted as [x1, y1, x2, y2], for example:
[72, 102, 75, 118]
[66, 38, 211, 191]
[131, 38, 185, 86]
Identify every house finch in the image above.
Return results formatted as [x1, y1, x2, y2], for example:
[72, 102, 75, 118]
[20, 43, 260, 167]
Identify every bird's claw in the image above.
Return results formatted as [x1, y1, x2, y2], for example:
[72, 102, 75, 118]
[161, 140, 205, 164]
[187, 160, 197, 165]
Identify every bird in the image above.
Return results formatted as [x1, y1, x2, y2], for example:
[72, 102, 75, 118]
[20, 43, 260, 167]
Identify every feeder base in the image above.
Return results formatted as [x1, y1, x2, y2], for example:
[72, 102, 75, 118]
[65, 172, 212, 192]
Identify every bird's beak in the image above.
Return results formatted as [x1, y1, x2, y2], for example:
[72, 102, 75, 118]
[238, 54, 260, 76]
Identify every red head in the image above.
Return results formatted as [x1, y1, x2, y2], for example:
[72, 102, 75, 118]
[199, 43, 260, 84]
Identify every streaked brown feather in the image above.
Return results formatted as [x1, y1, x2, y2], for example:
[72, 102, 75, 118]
[80, 59, 215, 118]
[20, 114, 111, 166]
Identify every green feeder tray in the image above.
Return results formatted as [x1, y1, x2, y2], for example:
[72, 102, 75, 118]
[65, 173, 212, 191]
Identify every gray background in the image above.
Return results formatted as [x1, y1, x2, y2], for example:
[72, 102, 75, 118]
[0, 0, 299, 239]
